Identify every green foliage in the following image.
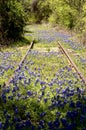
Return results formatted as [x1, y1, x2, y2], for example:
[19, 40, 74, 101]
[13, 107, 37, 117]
[27, 0, 86, 33]
[48, 0, 78, 29]
[30, 0, 52, 23]
[37, 0, 52, 22]
[27, 0, 86, 44]
[0, 0, 27, 44]
[0, 0, 86, 45]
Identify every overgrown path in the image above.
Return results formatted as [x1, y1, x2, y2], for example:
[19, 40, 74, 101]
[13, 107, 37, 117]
[25, 24, 86, 77]
[0, 24, 86, 130]
[0, 24, 86, 86]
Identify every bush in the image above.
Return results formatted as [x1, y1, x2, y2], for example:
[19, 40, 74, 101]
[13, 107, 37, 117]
[0, 0, 27, 44]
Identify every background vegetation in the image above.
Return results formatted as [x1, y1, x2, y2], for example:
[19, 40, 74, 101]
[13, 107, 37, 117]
[0, 0, 26, 45]
[0, 0, 86, 45]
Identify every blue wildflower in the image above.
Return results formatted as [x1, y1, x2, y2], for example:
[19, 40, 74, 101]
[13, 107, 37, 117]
[0, 122, 2, 129]
[69, 100, 75, 108]
[54, 119, 60, 127]
[27, 90, 33, 96]
[61, 118, 68, 127]
[40, 112, 46, 117]
[76, 101, 82, 108]
[39, 120, 44, 127]
[44, 98, 48, 103]
[25, 120, 31, 126]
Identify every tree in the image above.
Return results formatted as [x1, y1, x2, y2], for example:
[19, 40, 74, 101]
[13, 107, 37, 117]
[30, 0, 52, 23]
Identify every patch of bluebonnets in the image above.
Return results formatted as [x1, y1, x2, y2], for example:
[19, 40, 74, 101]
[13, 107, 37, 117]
[0, 50, 21, 76]
[25, 29, 84, 50]
[0, 50, 86, 130]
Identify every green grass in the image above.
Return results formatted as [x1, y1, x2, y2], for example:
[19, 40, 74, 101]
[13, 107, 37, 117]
[34, 42, 58, 48]
[25, 24, 52, 31]
[2, 49, 85, 129]
[0, 37, 32, 86]
[58, 41, 86, 77]
[0, 24, 86, 130]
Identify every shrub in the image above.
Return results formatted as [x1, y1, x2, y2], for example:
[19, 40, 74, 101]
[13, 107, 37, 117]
[0, 0, 27, 44]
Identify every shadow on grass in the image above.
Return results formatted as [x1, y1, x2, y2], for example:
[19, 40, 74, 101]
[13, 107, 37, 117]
[10, 37, 32, 47]
[24, 30, 33, 33]
[0, 37, 33, 50]
[0, 36, 39, 50]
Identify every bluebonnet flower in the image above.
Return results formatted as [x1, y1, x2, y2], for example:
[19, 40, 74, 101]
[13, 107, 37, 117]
[40, 86, 46, 91]
[38, 94, 43, 100]
[26, 112, 31, 118]
[19, 76, 23, 80]
[35, 79, 40, 86]
[14, 108, 18, 114]
[25, 120, 31, 126]
[24, 78, 31, 85]
[0, 122, 2, 129]
[77, 87, 82, 94]
[68, 91, 74, 96]
[48, 121, 53, 128]
[28, 78, 31, 85]
[82, 128, 86, 130]
[3, 118, 9, 129]
[66, 123, 76, 130]
[17, 93, 21, 97]
[5, 87, 10, 93]
[8, 95, 13, 100]
[42, 91, 45, 96]
[31, 125, 35, 130]
[61, 118, 68, 127]
[67, 110, 78, 120]
[48, 82, 53, 87]
[76, 101, 82, 108]
[24, 66, 28, 70]
[6, 114, 11, 120]
[27, 90, 33, 96]
[56, 88, 61, 93]
[38, 125, 42, 130]
[82, 105, 86, 114]
[80, 114, 86, 123]
[22, 105, 26, 110]
[16, 123, 21, 130]
[69, 100, 75, 108]
[37, 73, 41, 77]
[1, 94, 6, 103]
[18, 65, 22, 70]
[12, 86, 19, 93]
[39, 120, 44, 127]
[40, 112, 46, 117]
[3, 109, 7, 115]
[56, 112, 61, 117]
[44, 98, 48, 103]
[82, 96, 86, 101]
[53, 118, 60, 127]
[40, 81, 45, 86]
[13, 117, 21, 123]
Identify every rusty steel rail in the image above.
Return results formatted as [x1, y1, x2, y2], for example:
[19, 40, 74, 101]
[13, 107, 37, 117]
[58, 41, 86, 85]
[3, 41, 34, 88]
[17, 41, 34, 67]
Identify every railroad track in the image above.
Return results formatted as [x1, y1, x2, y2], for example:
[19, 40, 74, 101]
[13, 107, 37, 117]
[58, 41, 86, 85]
[2, 41, 34, 88]
[1, 40, 86, 90]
